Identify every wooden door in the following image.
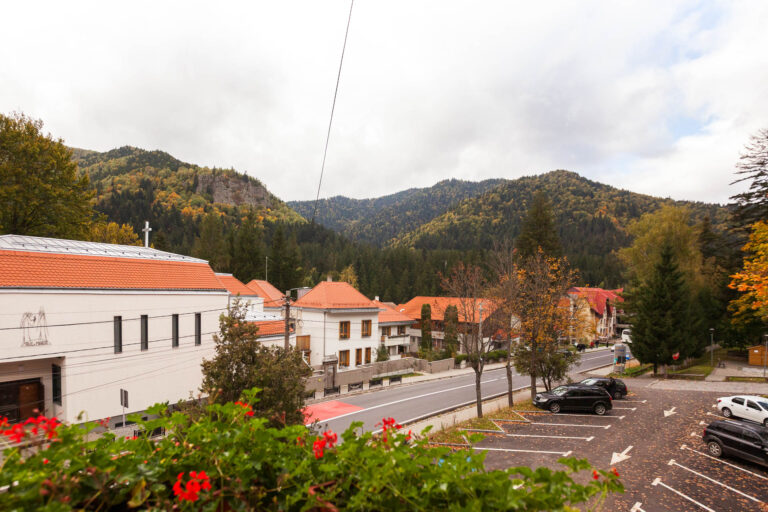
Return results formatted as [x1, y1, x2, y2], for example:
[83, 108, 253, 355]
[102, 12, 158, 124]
[18, 381, 42, 419]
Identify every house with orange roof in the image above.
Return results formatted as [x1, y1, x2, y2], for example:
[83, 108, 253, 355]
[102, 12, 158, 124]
[292, 278, 380, 372]
[373, 298, 415, 359]
[396, 296, 503, 352]
[567, 287, 624, 340]
[0, 234, 230, 427]
[245, 279, 284, 311]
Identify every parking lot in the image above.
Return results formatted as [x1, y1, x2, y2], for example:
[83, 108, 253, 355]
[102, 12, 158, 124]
[469, 380, 768, 511]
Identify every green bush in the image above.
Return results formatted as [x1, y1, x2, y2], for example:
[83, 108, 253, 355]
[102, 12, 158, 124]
[454, 354, 468, 364]
[0, 389, 622, 510]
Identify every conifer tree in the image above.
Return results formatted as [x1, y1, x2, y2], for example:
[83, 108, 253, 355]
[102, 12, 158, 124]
[443, 305, 459, 356]
[230, 213, 264, 283]
[193, 212, 229, 271]
[515, 191, 561, 259]
[420, 304, 433, 352]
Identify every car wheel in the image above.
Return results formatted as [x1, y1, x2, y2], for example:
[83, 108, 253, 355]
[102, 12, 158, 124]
[722, 407, 732, 418]
[614, 391, 623, 400]
[707, 440, 723, 458]
[764, 418, 768, 428]
[549, 402, 561, 414]
[594, 403, 607, 416]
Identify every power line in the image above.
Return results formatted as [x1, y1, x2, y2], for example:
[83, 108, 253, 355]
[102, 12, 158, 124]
[311, 0, 356, 224]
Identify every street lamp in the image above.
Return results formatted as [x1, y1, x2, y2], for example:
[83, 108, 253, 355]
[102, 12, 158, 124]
[709, 328, 714, 368]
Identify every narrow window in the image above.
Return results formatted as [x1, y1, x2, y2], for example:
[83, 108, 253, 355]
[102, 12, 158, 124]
[339, 350, 350, 367]
[52, 364, 62, 405]
[365, 347, 371, 364]
[383, 326, 391, 337]
[114, 316, 123, 354]
[195, 313, 201, 345]
[356, 348, 362, 365]
[339, 321, 350, 339]
[361, 320, 372, 337]
[140, 315, 148, 351]
[398, 325, 406, 336]
[172, 314, 179, 348]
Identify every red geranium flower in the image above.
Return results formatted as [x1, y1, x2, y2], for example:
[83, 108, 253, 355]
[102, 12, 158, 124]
[592, 470, 599, 480]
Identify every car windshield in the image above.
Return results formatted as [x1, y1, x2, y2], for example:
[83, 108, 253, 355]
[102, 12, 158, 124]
[581, 379, 598, 385]
[759, 401, 768, 411]
[552, 386, 569, 396]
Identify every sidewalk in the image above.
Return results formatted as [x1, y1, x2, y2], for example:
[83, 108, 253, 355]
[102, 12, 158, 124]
[705, 359, 768, 382]
[644, 377, 768, 394]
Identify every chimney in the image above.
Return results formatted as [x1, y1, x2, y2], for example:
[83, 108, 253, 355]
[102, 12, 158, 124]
[374, 296, 379, 301]
[327, 275, 332, 282]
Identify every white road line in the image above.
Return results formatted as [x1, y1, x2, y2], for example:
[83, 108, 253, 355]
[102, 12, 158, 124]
[680, 444, 768, 481]
[476, 446, 572, 456]
[630, 502, 645, 512]
[651, 477, 716, 512]
[623, 400, 647, 403]
[531, 422, 611, 429]
[706, 412, 722, 418]
[668, 459, 763, 504]
[612, 407, 637, 411]
[549, 413, 624, 419]
[504, 433, 594, 441]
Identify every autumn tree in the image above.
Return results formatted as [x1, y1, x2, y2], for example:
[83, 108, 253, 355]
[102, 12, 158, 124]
[441, 263, 497, 417]
[201, 298, 312, 426]
[515, 190, 561, 259]
[420, 304, 433, 353]
[729, 221, 768, 320]
[731, 128, 768, 230]
[338, 264, 359, 289]
[89, 221, 141, 245]
[193, 212, 230, 271]
[0, 112, 93, 238]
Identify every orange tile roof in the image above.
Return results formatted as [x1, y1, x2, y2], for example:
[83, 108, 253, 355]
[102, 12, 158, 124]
[251, 319, 291, 337]
[246, 279, 284, 307]
[568, 287, 623, 316]
[216, 274, 259, 296]
[397, 296, 497, 323]
[0, 250, 226, 291]
[373, 299, 415, 325]
[294, 281, 377, 310]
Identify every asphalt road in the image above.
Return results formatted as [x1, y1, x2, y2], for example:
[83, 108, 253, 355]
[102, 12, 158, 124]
[308, 348, 620, 435]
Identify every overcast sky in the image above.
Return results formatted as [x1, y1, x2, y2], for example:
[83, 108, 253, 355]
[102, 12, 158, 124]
[2, 1, 767, 204]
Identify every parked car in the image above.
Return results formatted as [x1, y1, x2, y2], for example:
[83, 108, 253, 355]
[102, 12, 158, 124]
[703, 419, 768, 467]
[621, 329, 632, 344]
[717, 395, 768, 426]
[576, 377, 628, 399]
[533, 385, 613, 415]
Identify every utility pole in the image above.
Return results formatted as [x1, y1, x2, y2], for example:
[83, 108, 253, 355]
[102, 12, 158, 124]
[265, 256, 269, 282]
[142, 221, 152, 248]
[284, 291, 291, 350]
[709, 328, 714, 368]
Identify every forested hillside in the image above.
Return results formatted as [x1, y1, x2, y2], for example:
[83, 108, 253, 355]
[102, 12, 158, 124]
[74, 146, 303, 254]
[392, 171, 730, 287]
[289, 178, 506, 246]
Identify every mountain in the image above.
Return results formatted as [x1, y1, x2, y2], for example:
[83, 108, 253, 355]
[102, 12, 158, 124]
[391, 170, 730, 286]
[75, 146, 303, 253]
[288, 178, 507, 246]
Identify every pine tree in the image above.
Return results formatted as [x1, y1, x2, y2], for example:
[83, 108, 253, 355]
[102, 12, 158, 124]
[193, 212, 229, 271]
[230, 213, 264, 283]
[731, 128, 768, 230]
[515, 190, 561, 259]
[443, 305, 459, 356]
[628, 244, 696, 374]
[420, 304, 433, 352]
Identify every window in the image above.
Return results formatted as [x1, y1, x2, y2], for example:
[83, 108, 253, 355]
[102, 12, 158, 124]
[733, 397, 745, 406]
[356, 348, 363, 365]
[339, 350, 350, 367]
[365, 347, 371, 363]
[52, 364, 62, 405]
[140, 315, 149, 351]
[362, 320, 372, 337]
[747, 400, 761, 411]
[172, 314, 179, 348]
[397, 325, 406, 336]
[743, 430, 761, 443]
[382, 326, 391, 337]
[339, 321, 350, 339]
[195, 313, 201, 345]
[114, 316, 123, 354]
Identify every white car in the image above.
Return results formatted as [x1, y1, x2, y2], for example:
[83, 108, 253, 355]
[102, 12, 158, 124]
[621, 329, 632, 344]
[717, 395, 768, 426]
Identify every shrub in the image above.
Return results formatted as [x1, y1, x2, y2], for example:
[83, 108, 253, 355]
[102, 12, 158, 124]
[0, 389, 622, 510]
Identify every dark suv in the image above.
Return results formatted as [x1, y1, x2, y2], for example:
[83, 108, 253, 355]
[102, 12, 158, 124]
[703, 420, 768, 467]
[533, 385, 613, 415]
[577, 377, 628, 399]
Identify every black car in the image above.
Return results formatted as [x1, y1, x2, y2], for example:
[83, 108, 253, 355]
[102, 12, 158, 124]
[533, 385, 613, 415]
[577, 377, 628, 399]
[703, 420, 768, 467]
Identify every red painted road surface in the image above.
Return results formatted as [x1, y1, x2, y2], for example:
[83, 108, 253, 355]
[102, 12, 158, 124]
[304, 400, 363, 424]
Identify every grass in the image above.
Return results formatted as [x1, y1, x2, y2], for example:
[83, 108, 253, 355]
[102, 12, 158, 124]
[461, 417, 501, 431]
[400, 372, 424, 379]
[427, 427, 485, 444]
[670, 364, 714, 377]
[608, 363, 653, 378]
[726, 376, 768, 383]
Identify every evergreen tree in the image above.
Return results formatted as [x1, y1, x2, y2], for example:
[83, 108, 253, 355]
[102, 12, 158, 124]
[230, 213, 264, 283]
[731, 128, 768, 230]
[193, 212, 229, 272]
[515, 190, 561, 259]
[420, 304, 433, 352]
[269, 225, 303, 291]
[628, 244, 698, 374]
[443, 305, 459, 355]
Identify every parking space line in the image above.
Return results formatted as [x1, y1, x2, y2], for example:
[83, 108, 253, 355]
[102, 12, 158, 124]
[668, 459, 763, 504]
[504, 433, 594, 441]
[651, 477, 716, 512]
[612, 407, 637, 411]
[476, 446, 573, 456]
[630, 502, 646, 512]
[533, 422, 611, 429]
[680, 444, 768, 481]
[549, 413, 624, 419]
[623, 400, 647, 403]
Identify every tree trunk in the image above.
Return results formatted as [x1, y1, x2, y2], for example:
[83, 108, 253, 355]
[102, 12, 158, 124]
[505, 360, 514, 407]
[529, 372, 537, 402]
[474, 367, 484, 418]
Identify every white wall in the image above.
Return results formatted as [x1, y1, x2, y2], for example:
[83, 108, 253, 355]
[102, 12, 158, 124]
[295, 308, 379, 370]
[0, 289, 228, 424]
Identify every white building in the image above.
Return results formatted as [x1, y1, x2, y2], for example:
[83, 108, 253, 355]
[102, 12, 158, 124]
[292, 280, 379, 370]
[373, 299, 413, 359]
[0, 235, 229, 426]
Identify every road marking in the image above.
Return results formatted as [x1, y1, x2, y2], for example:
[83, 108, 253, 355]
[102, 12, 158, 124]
[699, 421, 707, 426]
[651, 477, 716, 512]
[610, 445, 633, 465]
[549, 413, 623, 419]
[612, 407, 637, 411]
[668, 459, 763, 503]
[475, 446, 573, 456]
[504, 433, 595, 441]
[680, 444, 768, 481]
[630, 502, 645, 512]
[664, 406, 677, 417]
[691, 432, 699, 437]
[623, 400, 647, 403]
[531, 422, 611, 429]
[706, 412, 722, 418]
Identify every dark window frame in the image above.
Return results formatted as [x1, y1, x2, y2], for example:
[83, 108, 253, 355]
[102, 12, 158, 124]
[140, 315, 149, 351]
[52, 364, 62, 405]
[114, 316, 123, 354]
[195, 313, 202, 345]
[172, 314, 179, 348]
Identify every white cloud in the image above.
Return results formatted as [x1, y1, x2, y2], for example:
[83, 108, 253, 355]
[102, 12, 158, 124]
[1, 0, 766, 204]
